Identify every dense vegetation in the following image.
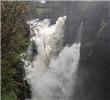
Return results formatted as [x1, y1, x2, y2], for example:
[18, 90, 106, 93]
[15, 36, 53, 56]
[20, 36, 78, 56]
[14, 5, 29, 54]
[1, 1, 46, 100]
[1, 1, 110, 100]
[1, 2, 29, 100]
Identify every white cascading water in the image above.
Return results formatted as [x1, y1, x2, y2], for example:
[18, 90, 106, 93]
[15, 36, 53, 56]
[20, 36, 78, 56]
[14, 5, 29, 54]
[22, 16, 81, 100]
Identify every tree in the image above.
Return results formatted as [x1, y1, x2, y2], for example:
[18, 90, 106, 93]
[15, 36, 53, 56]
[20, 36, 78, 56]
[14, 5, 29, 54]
[1, 1, 30, 100]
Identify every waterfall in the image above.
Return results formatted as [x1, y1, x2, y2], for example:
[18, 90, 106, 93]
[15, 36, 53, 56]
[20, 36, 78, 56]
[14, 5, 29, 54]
[23, 16, 82, 100]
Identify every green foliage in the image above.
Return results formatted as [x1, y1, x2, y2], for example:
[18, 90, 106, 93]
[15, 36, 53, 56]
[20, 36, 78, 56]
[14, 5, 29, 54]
[1, 32, 29, 100]
[1, 1, 47, 99]
[2, 90, 17, 100]
[1, 1, 30, 100]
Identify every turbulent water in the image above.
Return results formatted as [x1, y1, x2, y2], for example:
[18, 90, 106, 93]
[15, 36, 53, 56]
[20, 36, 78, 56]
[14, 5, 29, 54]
[23, 16, 81, 100]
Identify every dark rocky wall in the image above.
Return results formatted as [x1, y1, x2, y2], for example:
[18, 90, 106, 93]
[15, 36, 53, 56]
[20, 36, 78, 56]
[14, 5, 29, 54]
[74, 2, 110, 100]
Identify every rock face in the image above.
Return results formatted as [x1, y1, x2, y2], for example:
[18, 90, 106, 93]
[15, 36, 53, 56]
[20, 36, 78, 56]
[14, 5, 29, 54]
[73, 2, 110, 100]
